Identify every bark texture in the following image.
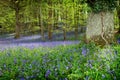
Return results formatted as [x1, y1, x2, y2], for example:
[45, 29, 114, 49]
[86, 12, 114, 46]
[48, 0, 52, 40]
[14, 2, 21, 39]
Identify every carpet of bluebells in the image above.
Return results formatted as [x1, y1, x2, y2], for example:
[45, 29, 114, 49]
[0, 41, 79, 49]
[0, 42, 120, 80]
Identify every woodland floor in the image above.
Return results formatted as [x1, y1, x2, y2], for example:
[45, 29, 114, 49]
[0, 33, 80, 49]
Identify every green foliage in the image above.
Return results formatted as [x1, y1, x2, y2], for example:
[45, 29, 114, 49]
[87, 0, 118, 13]
[113, 45, 120, 79]
[0, 0, 89, 35]
[114, 9, 119, 29]
[0, 7, 15, 33]
[0, 43, 119, 79]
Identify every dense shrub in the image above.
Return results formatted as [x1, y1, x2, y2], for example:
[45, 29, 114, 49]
[0, 43, 119, 80]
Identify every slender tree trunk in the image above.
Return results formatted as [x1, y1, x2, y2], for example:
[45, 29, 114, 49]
[74, 15, 78, 39]
[74, 4, 78, 39]
[48, 0, 52, 40]
[63, 5, 67, 40]
[39, 3, 44, 41]
[75, 26, 78, 39]
[14, 3, 20, 39]
[63, 29, 66, 40]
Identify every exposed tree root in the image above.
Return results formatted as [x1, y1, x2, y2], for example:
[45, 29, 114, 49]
[100, 12, 108, 45]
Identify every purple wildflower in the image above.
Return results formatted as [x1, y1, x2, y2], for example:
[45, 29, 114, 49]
[22, 59, 27, 64]
[29, 45, 35, 49]
[89, 64, 92, 68]
[0, 48, 5, 52]
[66, 66, 69, 70]
[64, 78, 68, 80]
[29, 64, 32, 69]
[30, 75, 35, 79]
[87, 60, 93, 68]
[82, 47, 87, 56]
[85, 76, 89, 80]
[45, 70, 51, 78]
[108, 70, 115, 75]
[14, 58, 17, 64]
[20, 77, 25, 80]
[32, 60, 37, 65]
[102, 74, 105, 78]
[3, 64, 7, 68]
[70, 56, 73, 61]
[117, 38, 120, 44]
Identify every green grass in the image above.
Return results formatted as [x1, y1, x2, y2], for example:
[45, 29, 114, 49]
[0, 43, 120, 80]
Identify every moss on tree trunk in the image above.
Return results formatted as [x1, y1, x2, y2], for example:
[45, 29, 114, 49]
[86, 12, 115, 46]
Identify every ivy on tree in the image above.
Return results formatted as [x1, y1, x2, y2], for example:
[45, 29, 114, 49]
[87, 0, 118, 13]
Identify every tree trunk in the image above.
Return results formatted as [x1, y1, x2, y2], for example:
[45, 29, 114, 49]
[63, 29, 66, 40]
[14, 3, 20, 39]
[75, 26, 78, 39]
[75, 12, 79, 39]
[74, 3, 78, 40]
[117, 8, 120, 33]
[86, 12, 114, 46]
[39, 3, 44, 41]
[63, 5, 67, 41]
[48, 0, 52, 40]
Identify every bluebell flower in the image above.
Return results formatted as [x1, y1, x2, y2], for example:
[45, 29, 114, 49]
[14, 58, 17, 64]
[6, 52, 11, 57]
[20, 77, 25, 80]
[0, 48, 5, 52]
[32, 60, 37, 65]
[117, 38, 120, 44]
[60, 77, 68, 80]
[89, 64, 92, 68]
[64, 78, 68, 80]
[45, 70, 51, 78]
[70, 56, 73, 61]
[87, 60, 93, 68]
[29, 45, 35, 49]
[82, 47, 87, 56]
[22, 59, 27, 64]
[102, 74, 105, 78]
[3, 64, 7, 68]
[66, 66, 69, 70]
[108, 70, 115, 75]
[30, 75, 35, 78]
[85, 76, 89, 80]
[29, 64, 32, 69]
